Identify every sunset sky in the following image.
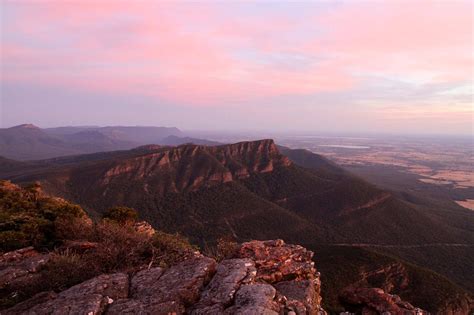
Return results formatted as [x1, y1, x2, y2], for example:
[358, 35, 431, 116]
[1, 1, 473, 135]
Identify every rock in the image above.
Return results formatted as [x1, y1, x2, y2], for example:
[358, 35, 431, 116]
[191, 258, 256, 314]
[274, 280, 321, 314]
[1, 291, 58, 314]
[3, 240, 328, 315]
[232, 239, 326, 315]
[238, 239, 316, 283]
[340, 287, 429, 315]
[129, 267, 165, 296]
[0, 247, 50, 289]
[4, 273, 129, 315]
[224, 283, 280, 315]
[107, 256, 217, 315]
[133, 221, 155, 237]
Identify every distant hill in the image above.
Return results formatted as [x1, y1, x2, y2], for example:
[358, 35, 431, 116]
[0, 124, 183, 160]
[0, 124, 82, 160]
[160, 135, 222, 146]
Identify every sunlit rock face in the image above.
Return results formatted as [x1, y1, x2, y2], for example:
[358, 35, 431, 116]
[99, 139, 292, 194]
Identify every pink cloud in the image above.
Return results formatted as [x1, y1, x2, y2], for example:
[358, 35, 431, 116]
[2, 1, 472, 107]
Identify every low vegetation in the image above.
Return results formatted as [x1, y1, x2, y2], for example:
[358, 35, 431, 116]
[0, 181, 196, 308]
[0, 180, 90, 252]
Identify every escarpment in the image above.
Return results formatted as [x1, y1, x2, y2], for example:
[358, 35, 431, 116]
[93, 139, 291, 195]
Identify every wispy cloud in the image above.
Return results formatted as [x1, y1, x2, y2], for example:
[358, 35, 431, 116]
[1, 1, 472, 134]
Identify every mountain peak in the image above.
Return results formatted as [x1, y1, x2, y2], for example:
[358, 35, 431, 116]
[9, 124, 40, 130]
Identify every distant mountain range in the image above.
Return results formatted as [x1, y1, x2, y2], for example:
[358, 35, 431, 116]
[0, 135, 473, 312]
[0, 124, 221, 160]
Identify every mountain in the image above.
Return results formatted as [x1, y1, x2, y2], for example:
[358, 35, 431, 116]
[160, 135, 222, 146]
[0, 124, 183, 160]
[1, 139, 473, 312]
[0, 124, 81, 160]
[96, 126, 182, 144]
[2, 139, 473, 246]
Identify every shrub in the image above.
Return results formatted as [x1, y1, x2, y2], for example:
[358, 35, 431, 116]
[54, 216, 92, 241]
[151, 231, 198, 267]
[88, 221, 153, 272]
[0, 230, 29, 252]
[102, 206, 138, 225]
[216, 237, 239, 261]
[204, 236, 239, 262]
[0, 182, 90, 252]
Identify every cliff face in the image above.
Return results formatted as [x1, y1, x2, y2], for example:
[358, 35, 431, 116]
[98, 139, 291, 194]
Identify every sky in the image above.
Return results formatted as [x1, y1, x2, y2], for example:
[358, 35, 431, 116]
[1, 1, 473, 135]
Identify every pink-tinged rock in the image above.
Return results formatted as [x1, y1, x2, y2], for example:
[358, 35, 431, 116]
[4, 273, 129, 315]
[191, 258, 256, 314]
[224, 283, 280, 315]
[274, 280, 322, 314]
[238, 239, 316, 283]
[0, 247, 50, 289]
[341, 287, 429, 315]
[107, 256, 216, 315]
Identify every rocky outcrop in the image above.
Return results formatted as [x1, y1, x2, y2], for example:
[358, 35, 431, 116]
[3, 240, 325, 315]
[340, 263, 473, 315]
[100, 139, 291, 194]
[340, 287, 427, 315]
[4, 240, 439, 315]
[107, 256, 217, 314]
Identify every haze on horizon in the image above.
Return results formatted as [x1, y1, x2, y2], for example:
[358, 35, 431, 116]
[1, 1, 473, 136]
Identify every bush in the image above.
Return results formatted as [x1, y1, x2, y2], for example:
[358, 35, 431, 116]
[151, 231, 198, 267]
[102, 206, 138, 225]
[86, 221, 153, 272]
[0, 181, 89, 252]
[216, 237, 239, 261]
[54, 216, 92, 241]
[204, 236, 239, 262]
[0, 230, 29, 252]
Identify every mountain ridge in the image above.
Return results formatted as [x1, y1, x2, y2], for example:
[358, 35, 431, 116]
[0, 124, 183, 160]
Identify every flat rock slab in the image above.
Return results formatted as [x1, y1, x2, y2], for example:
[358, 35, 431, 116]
[107, 256, 216, 315]
[225, 283, 280, 315]
[191, 258, 256, 314]
[4, 273, 129, 315]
